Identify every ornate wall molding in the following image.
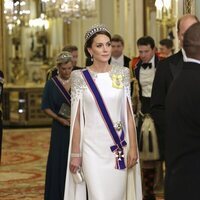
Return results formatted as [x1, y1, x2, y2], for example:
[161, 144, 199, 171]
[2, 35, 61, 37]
[184, 0, 193, 14]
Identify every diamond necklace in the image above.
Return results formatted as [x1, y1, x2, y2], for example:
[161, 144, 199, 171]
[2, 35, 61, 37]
[58, 75, 70, 85]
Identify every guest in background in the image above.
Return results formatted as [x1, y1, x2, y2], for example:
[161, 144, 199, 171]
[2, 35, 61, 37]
[110, 34, 131, 67]
[151, 14, 199, 198]
[159, 38, 174, 58]
[151, 15, 199, 158]
[130, 36, 162, 200]
[42, 51, 73, 200]
[46, 45, 81, 80]
[165, 22, 200, 200]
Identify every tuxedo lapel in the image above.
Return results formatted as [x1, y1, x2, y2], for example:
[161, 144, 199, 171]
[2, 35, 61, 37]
[169, 51, 184, 79]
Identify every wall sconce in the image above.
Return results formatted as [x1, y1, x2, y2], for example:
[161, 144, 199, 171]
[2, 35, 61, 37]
[155, 0, 175, 38]
[155, 0, 175, 24]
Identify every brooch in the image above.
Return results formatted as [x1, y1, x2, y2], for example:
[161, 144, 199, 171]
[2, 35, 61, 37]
[114, 121, 123, 131]
[111, 74, 123, 89]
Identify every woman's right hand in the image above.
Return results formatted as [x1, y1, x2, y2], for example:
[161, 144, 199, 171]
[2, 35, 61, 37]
[70, 157, 82, 173]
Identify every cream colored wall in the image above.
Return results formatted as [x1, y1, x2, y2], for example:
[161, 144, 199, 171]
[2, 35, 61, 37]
[195, 0, 200, 17]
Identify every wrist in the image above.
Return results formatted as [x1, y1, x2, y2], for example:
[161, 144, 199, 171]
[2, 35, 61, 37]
[55, 115, 60, 121]
[71, 152, 81, 158]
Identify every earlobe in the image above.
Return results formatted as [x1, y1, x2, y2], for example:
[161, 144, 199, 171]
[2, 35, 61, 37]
[87, 48, 92, 55]
[87, 48, 93, 59]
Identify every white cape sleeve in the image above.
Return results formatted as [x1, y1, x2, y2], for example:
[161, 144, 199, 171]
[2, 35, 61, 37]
[64, 70, 87, 200]
[123, 68, 143, 200]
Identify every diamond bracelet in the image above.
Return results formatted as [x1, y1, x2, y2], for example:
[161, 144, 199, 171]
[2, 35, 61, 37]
[71, 153, 81, 158]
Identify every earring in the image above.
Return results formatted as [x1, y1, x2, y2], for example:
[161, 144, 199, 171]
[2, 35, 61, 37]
[91, 55, 93, 62]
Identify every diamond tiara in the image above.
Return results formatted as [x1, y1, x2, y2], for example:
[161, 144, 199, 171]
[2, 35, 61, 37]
[85, 24, 110, 42]
[56, 51, 72, 64]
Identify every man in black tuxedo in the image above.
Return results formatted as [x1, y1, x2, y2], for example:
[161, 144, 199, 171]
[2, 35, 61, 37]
[150, 14, 199, 196]
[165, 22, 200, 200]
[131, 36, 161, 200]
[151, 14, 199, 160]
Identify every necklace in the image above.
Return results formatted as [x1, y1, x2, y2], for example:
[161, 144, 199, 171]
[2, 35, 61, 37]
[58, 75, 70, 85]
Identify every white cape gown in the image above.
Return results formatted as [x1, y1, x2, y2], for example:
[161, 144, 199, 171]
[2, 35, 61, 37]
[64, 65, 142, 200]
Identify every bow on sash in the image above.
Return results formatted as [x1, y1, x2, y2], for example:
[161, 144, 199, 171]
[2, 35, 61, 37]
[52, 76, 71, 106]
[82, 69, 127, 170]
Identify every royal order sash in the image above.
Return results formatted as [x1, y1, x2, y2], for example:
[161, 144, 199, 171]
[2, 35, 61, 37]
[82, 69, 127, 170]
[52, 76, 71, 106]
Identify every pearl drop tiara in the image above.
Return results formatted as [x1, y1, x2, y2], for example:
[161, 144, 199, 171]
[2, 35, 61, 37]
[85, 24, 110, 42]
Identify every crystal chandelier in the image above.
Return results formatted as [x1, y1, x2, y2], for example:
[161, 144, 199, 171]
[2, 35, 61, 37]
[41, 0, 96, 22]
[4, 0, 31, 32]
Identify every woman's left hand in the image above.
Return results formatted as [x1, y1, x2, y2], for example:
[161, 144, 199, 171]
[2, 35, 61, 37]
[127, 147, 138, 169]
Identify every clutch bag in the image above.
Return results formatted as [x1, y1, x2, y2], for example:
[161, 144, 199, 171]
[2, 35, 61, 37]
[58, 103, 70, 119]
[72, 168, 84, 184]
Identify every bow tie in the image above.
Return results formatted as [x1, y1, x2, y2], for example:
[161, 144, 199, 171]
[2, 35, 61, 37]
[141, 63, 152, 69]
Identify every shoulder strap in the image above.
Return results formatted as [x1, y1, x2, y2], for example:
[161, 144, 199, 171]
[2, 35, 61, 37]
[52, 76, 71, 106]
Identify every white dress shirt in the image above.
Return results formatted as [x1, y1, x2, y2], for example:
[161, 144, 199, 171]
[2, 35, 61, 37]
[110, 54, 124, 66]
[139, 56, 156, 97]
[182, 48, 200, 64]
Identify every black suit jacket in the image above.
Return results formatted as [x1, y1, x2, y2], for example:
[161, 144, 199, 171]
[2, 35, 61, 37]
[150, 50, 183, 160]
[122, 55, 131, 68]
[165, 62, 200, 200]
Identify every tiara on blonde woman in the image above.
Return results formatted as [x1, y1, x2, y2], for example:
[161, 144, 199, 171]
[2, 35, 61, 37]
[56, 51, 72, 64]
[85, 24, 110, 42]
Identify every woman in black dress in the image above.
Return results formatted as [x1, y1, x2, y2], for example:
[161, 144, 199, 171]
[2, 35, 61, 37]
[42, 51, 73, 200]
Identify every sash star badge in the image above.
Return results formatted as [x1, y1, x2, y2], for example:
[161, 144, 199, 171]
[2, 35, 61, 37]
[112, 74, 123, 89]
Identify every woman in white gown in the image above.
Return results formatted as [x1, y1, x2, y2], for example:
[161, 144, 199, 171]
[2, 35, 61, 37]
[64, 24, 142, 200]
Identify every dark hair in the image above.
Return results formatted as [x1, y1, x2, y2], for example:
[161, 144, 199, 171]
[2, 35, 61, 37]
[111, 34, 124, 46]
[84, 31, 111, 58]
[159, 39, 173, 49]
[177, 14, 199, 33]
[137, 36, 155, 49]
[62, 45, 78, 52]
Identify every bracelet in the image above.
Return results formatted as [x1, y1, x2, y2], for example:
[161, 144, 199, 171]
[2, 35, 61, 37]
[71, 153, 81, 158]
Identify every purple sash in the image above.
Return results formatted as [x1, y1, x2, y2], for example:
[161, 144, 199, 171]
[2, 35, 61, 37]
[82, 69, 127, 170]
[52, 76, 71, 106]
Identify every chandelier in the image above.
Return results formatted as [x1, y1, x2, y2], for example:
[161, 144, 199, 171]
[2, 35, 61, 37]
[4, 0, 30, 32]
[41, 0, 96, 22]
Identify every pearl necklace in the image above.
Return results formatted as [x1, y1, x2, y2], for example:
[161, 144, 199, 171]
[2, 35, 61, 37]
[58, 75, 70, 85]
